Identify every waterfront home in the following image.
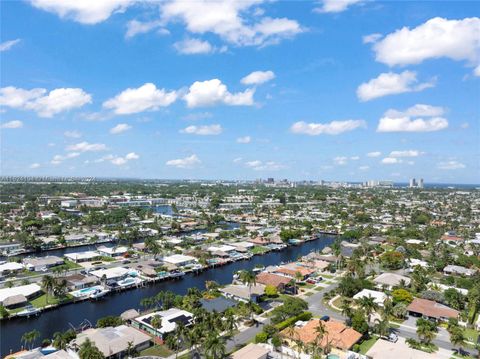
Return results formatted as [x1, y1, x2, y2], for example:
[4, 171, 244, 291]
[256, 272, 293, 293]
[407, 298, 459, 321]
[0, 261, 24, 275]
[0, 284, 42, 307]
[231, 343, 269, 359]
[199, 297, 238, 313]
[73, 325, 151, 358]
[233, 241, 255, 251]
[353, 289, 388, 307]
[220, 283, 266, 303]
[373, 272, 411, 290]
[64, 234, 86, 244]
[23, 256, 64, 271]
[64, 251, 100, 263]
[0, 242, 22, 256]
[89, 267, 130, 282]
[132, 308, 194, 342]
[443, 264, 476, 276]
[162, 254, 197, 267]
[64, 274, 98, 290]
[280, 319, 362, 354]
[274, 263, 315, 280]
[97, 246, 128, 258]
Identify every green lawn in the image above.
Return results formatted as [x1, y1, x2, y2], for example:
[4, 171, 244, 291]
[358, 336, 379, 354]
[464, 328, 479, 343]
[251, 246, 268, 255]
[304, 292, 315, 296]
[331, 296, 344, 308]
[30, 294, 71, 308]
[139, 345, 174, 357]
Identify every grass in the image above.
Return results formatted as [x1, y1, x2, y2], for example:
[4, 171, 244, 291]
[139, 345, 174, 357]
[464, 328, 479, 344]
[251, 246, 268, 255]
[358, 335, 379, 354]
[304, 292, 315, 296]
[30, 294, 71, 308]
[331, 296, 344, 309]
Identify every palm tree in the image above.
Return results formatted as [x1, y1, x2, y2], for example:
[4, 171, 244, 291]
[239, 270, 256, 299]
[374, 318, 390, 339]
[382, 297, 393, 320]
[54, 278, 68, 299]
[145, 236, 161, 259]
[204, 332, 226, 359]
[78, 338, 105, 359]
[224, 311, 238, 340]
[41, 275, 55, 304]
[125, 341, 138, 357]
[53, 331, 69, 350]
[356, 296, 379, 325]
[340, 298, 354, 324]
[449, 326, 466, 354]
[416, 318, 437, 346]
[313, 320, 328, 357]
[22, 329, 40, 350]
[151, 315, 162, 338]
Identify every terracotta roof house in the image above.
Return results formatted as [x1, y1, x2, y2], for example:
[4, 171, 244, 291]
[256, 272, 292, 291]
[274, 264, 315, 279]
[281, 319, 362, 351]
[407, 298, 459, 321]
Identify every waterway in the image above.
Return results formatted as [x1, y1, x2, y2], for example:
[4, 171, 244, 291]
[0, 235, 334, 356]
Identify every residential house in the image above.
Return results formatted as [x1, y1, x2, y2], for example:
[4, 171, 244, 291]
[132, 308, 193, 342]
[407, 298, 459, 321]
[373, 272, 411, 290]
[220, 283, 266, 303]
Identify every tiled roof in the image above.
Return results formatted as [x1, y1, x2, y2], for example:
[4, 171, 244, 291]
[256, 272, 291, 288]
[407, 298, 459, 319]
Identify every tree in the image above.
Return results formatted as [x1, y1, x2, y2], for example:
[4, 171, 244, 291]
[392, 289, 413, 304]
[380, 251, 405, 269]
[125, 341, 138, 357]
[204, 332, 226, 359]
[78, 338, 105, 359]
[351, 310, 369, 335]
[21, 329, 40, 350]
[96, 315, 123, 328]
[416, 318, 437, 345]
[151, 315, 162, 338]
[264, 285, 278, 297]
[41, 275, 55, 304]
[239, 270, 256, 298]
[374, 318, 390, 338]
[356, 296, 379, 324]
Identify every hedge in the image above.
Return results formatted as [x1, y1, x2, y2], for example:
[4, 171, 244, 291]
[274, 311, 312, 331]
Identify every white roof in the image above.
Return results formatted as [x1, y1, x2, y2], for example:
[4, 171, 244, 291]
[90, 267, 129, 279]
[0, 262, 24, 272]
[163, 254, 197, 264]
[208, 245, 236, 252]
[353, 289, 387, 305]
[135, 308, 193, 334]
[234, 241, 254, 248]
[0, 284, 42, 303]
[65, 251, 99, 261]
[374, 272, 411, 286]
[97, 246, 128, 255]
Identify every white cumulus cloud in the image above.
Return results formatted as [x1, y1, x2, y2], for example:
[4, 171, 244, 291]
[314, 0, 364, 13]
[437, 161, 466, 170]
[241, 70, 275, 85]
[125, 19, 167, 39]
[381, 157, 401, 164]
[29, 0, 137, 24]
[174, 38, 225, 54]
[237, 136, 251, 143]
[389, 150, 422, 157]
[372, 17, 480, 75]
[245, 160, 286, 171]
[103, 83, 177, 115]
[64, 130, 82, 138]
[1, 120, 23, 129]
[110, 123, 132, 134]
[180, 124, 223, 135]
[166, 154, 201, 169]
[357, 71, 434, 101]
[0, 86, 92, 117]
[377, 105, 448, 133]
[66, 142, 107, 152]
[290, 119, 366, 135]
[183, 79, 254, 108]
[367, 151, 381, 157]
[29, 163, 41, 169]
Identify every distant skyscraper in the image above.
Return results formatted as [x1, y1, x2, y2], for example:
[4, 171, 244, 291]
[409, 178, 416, 188]
[419, 178, 424, 188]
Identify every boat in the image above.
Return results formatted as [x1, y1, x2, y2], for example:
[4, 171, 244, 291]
[89, 288, 109, 300]
[17, 305, 41, 318]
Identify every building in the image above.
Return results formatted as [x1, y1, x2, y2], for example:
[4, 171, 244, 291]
[220, 283, 266, 303]
[409, 178, 417, 188]
[199, 297, 238, 313]
[64, 251, 100, 263]
[73, 325, 151, 358]
[373, 272, 411, 290]
[281, 319, 362, 352]
[443, 265, 476, 277]
[353, 289, 388, 307]
[97, 246, 128, 258]
[0, 284, 42, 307]
[0, 261, 25, 275]
[23, 256, 64, 271]
[231, 343, 269, 359]
[162, 254, 197, 267]
[407, 298, 459, 321]
[132, 308, 193, 341]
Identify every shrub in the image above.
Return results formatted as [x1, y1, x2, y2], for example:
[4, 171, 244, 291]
[264, 285, 278, 297]
[275, 312, 313, 331]
[255, 332, 268, 343]
[392, 289, 413, 304]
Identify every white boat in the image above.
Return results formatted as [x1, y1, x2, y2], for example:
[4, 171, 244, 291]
[17, 306, 41, 317]
[89, 288, 109, 300]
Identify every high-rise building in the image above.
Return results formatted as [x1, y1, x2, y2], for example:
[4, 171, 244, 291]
[419, 178, 424, 188]
[409, 178, 417, 188]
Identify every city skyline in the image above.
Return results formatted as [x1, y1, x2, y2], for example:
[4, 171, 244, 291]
[1, 1, 479, 184]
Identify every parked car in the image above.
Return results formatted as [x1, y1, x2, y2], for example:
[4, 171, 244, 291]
[388, 333, 398, 343]
[320, 315, 330, 321]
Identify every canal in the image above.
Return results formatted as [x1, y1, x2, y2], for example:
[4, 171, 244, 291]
[0, 235, 335, 356]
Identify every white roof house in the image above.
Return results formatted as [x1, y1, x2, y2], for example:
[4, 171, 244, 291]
[64, 251, 100, 262]
[408, 258, 429, 269]
[0, 284, 42, 305]
[207, 245, 236, 253]
[163, 254, 197, 266]
[74, 325, 150, 358]
[234, 241, 255, 249]
[443, 265, 476, 276]
[0, 261, 24, 274]
[90, 267, 129, 280]
[374, 272, 411, 289]
[133, 308, 193, 336]
[353, 289, 388, 306]
[97, 246, 128, 256]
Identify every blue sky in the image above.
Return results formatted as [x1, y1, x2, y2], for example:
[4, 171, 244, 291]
[1, 0, 479, 183]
